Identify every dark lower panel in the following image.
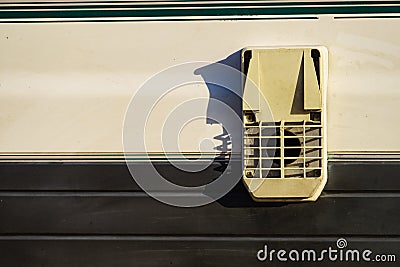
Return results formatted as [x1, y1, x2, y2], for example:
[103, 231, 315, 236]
[0, 161, 399, 191]
[326, 161, 400, 191]
[0, 194, 398, 235]
[0, 162, 223, 191]
[0, 237, 398, 267]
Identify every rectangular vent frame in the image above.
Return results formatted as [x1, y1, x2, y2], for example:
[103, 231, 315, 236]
[241, 46, 328, 202]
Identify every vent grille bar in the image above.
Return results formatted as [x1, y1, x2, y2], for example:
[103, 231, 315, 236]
[244, 121, 323, 179]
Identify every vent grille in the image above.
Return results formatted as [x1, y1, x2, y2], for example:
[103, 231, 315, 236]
[244, 120, 323, 179]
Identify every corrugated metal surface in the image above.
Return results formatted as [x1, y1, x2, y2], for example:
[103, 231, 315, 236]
[0, 161, 399, 266]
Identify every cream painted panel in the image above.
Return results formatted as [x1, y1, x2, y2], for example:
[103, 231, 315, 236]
[0, 17, 399, 152]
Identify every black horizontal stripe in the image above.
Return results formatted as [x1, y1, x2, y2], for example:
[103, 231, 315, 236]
[0, 16, 318, 23]
[335, 15, 400, 19]
[0, 160, 399, 191]
[0, 235, 399, 240]
[0, 2, 399, 20]
[0, 191, 398, 197]
[0, 238, 398, 267]
[0, 195, 398, 235]
[1, 1, 400, 10]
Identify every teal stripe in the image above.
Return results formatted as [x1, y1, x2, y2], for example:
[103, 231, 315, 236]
[0, 17, 318, 23]
[1, 1, 400, 10]
[0, 5, 400, 19]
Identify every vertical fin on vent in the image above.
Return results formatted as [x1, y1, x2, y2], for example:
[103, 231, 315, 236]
[304, 50, 322, 110]
[243, 51, 260, 112]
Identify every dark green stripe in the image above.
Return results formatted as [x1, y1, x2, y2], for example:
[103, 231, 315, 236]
[2, 1, 400, 10]
[335, 15, 400, 19]
[0, 17, 318, 23]
[0, 5, 399, 19]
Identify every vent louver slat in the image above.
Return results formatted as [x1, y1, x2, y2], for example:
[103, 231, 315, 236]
[244, 121, 322, 179]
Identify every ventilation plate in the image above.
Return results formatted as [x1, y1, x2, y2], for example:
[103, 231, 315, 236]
[242, 47, 327, 202]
